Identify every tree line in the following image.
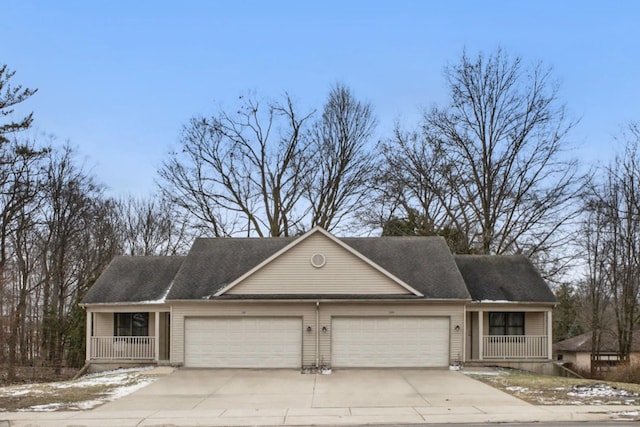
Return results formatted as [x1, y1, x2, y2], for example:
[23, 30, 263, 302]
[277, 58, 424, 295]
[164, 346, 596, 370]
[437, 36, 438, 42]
[0, 48, 637, 379]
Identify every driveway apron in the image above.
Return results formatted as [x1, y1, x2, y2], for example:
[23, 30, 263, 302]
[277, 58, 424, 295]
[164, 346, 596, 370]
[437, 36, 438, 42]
[95, 368, 527, 412]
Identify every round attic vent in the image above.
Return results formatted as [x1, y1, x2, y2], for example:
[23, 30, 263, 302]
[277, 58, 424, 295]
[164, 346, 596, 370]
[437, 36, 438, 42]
[310, 253, 326, 268]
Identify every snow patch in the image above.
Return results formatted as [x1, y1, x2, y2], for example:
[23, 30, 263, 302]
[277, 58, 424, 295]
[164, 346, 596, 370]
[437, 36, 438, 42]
[3, 366, 158, 412]
[463, 370, 500, 376]
[616, 411, 640, 416]
[138, 285, 172, 304]
[26, 403, 65, 412]
[506, 386, 529, 392]
[567, 383, 638, 399]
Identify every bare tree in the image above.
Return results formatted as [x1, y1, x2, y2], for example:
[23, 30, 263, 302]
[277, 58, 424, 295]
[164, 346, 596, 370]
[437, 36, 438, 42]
[159, 93, 314, 237]
[304, 84, 377, 232]
[583, 125, 640, 366]
[0, 139, 47, 380]
[380, 48, 583, 272]
[117, 195, 189, 256]
[38, 145, 107, 371]
[581, 198, 612, 375]
[0, 65, 37, 144]
[378, 126, 472, 251]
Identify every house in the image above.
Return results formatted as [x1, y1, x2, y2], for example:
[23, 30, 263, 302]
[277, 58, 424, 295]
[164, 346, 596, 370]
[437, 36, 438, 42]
[554, 330, 640, 372]
[81, 227, 556, 371]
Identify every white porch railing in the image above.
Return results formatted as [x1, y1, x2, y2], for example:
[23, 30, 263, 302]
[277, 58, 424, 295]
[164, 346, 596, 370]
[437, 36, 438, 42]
[91, 336, 155, 360]
[482, 335, 548, 359]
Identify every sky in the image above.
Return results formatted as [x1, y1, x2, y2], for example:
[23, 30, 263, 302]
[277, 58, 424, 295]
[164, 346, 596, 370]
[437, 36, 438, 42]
[3, 1, 639, 197]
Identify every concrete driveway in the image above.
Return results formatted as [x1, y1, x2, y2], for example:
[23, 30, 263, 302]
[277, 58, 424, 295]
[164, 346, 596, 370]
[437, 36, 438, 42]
[97, 368, 528, 414]
[8, 369, 640, 426]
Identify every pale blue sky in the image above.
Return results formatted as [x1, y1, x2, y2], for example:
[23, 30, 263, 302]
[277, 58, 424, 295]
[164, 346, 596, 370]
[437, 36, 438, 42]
[3, 1, 639, 196]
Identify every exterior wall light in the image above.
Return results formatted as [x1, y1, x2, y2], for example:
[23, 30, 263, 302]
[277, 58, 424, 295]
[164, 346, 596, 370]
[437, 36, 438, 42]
[306, 326, 312, 332]
[322, 326, 328, 333]
[454, 325, 461, 331]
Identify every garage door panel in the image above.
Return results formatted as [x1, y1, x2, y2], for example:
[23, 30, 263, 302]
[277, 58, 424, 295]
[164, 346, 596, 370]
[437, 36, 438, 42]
[331, 317, 449, 367]
[185, 317, 302, 368]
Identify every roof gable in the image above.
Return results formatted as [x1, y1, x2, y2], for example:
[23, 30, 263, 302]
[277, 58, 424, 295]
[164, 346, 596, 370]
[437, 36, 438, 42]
[342, 236, 470, 299]
[166, 237, 293, 300]
[222, 228, 418, 296]
[87, 229, 474, 303]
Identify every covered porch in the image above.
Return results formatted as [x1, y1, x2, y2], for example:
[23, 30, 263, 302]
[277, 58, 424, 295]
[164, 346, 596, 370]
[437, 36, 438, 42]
[465, 306, 553, 361]
[85, 306, 171, 363]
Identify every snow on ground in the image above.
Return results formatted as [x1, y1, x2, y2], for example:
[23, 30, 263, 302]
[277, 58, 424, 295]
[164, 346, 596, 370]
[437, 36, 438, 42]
[465, 368, 640, 405]
[568, 383, 639, 399]
[0, 366, 158, 411]
[462, 369, 501, 376]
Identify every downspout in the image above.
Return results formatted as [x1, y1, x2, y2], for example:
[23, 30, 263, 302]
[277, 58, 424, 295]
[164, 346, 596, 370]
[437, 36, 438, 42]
[315, 301, 320, 369]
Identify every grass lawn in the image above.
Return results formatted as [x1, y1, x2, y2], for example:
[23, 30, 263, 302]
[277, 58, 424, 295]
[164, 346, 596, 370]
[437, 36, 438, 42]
[467, 369, 640, 405]
[0, 367, 157, 412]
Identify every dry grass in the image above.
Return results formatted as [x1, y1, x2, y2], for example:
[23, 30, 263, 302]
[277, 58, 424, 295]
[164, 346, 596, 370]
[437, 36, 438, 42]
[0, 368, 155, 412]
[0, 384, 115, 411]
[468, 369, 640, 405]
[0, 366, 78, 386]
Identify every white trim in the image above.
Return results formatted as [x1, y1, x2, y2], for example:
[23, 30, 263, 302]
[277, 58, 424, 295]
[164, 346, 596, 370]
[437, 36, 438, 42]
[86, 311, 93, 362]
[154, 311, 160, 362]
[213, 226, 424, 297]
[547, 310, 553, 360]
[478, 310, 483, 361]
[167, 298, 469, 305]
[462, 307, 466, 363]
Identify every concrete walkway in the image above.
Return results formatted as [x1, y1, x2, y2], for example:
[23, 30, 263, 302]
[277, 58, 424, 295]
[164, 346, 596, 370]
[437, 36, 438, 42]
[2, 368, 640, 426]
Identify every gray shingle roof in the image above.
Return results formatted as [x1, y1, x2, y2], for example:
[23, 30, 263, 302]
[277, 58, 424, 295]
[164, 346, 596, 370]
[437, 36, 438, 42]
[342, 237, 470, 300]
[166, 238, 293, 300]
[165, 235, 470, 300]
[82, 256, 185, 304]
[83, 233, 551, 305]
[454, 255, 556, 303]
[554, 330, 640, 353]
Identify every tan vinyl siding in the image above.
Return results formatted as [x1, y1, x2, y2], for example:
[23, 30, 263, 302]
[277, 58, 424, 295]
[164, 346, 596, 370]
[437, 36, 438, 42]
[94, 312, 113, 336]
[170, 301, 464, 367]
[525, 312, 545, 335]
[159, 313, 170, 360]
[227, 233, 411, 295]
[466, 312, 480, 360]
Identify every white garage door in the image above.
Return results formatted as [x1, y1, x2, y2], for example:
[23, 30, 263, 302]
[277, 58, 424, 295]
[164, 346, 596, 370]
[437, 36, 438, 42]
[184, 317, 302, 368]
[331, 317, 450, 367]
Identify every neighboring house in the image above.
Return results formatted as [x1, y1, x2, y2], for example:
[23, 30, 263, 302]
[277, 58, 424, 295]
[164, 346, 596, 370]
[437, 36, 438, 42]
[81, 227, 556, 370]
[554, 330, 640, 372]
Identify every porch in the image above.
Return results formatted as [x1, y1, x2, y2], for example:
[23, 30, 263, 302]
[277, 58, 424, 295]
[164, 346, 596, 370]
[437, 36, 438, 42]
[90, 336, 156, 360]
[466, 308, 553, 361]
[86, 310, 170, 362]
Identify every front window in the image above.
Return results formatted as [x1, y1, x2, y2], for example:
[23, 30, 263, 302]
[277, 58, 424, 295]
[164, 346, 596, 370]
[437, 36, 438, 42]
[114, 313, 149, 336]
[489, 312, 524, 336]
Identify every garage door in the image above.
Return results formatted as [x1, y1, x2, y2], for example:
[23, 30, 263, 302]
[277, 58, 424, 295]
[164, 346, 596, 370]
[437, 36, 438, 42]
[184, 317, 302, 368]
[331, 317, 450, 367]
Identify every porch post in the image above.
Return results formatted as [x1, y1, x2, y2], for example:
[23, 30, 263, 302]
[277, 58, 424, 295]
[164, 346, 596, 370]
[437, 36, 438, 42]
[155, 311, 160, 362]
[546, 310, 553, 360]
[86, 310, 92, 362]
[478, 310, 483, 361]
